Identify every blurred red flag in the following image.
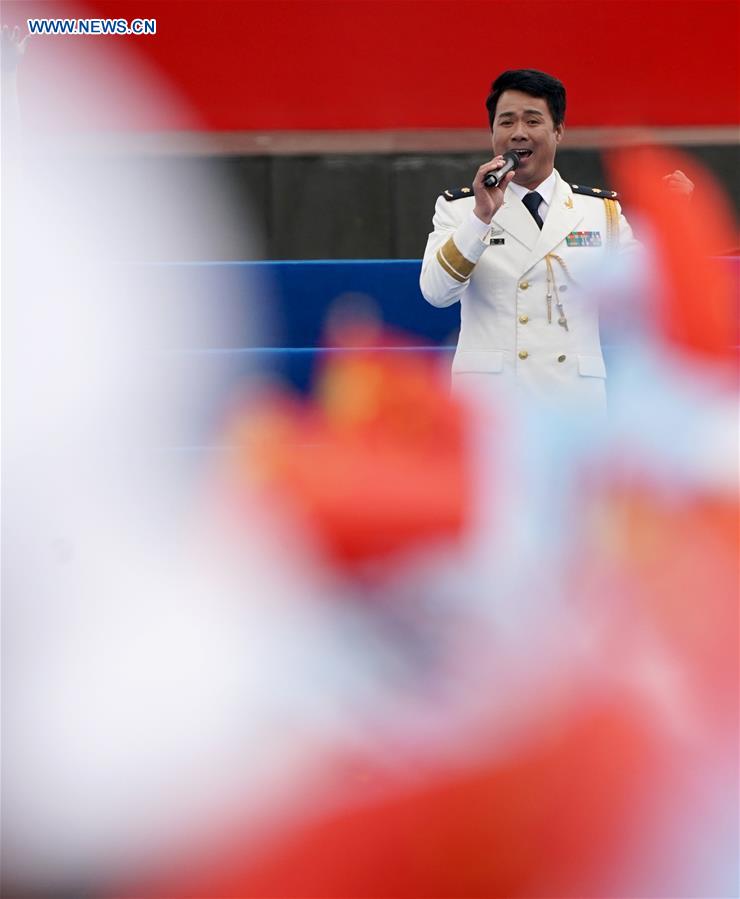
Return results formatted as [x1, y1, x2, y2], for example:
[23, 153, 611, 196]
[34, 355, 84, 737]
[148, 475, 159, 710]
[607, 145, 738, 365]
[227, 341, 472, 569]
[120, 701, 665, 899]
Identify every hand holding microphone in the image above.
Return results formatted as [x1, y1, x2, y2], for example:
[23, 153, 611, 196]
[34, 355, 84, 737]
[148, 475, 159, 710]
[473, 151, 520, 224]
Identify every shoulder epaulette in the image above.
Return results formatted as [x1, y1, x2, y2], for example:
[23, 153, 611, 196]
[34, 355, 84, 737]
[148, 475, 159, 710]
[442, 187, 474, 201]
[571, 184, 619, 200]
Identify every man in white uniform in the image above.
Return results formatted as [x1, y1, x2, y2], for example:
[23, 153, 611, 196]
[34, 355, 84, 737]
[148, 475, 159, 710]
[420, 69, 638, 414]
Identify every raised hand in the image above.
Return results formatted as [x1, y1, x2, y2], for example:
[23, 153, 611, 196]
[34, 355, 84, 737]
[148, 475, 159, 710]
[662, 169, 694, 198]
[1, 24, 30, 74]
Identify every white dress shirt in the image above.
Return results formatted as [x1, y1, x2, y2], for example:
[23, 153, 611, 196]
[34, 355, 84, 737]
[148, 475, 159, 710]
[506, 169, 558, 222]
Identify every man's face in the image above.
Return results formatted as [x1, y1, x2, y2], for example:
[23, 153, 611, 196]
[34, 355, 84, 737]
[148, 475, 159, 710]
[490, 90, 564, 190]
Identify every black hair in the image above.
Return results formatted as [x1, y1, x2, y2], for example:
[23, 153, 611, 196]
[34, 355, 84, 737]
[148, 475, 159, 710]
[485, 69, 566, 129]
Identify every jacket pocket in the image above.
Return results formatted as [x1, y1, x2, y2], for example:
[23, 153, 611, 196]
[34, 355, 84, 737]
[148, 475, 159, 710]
[452, 350, 504, 374]
[577, 354, 607, 379]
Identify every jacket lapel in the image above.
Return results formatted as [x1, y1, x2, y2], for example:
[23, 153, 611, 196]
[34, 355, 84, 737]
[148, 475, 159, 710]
[491, 192, 540, 251]
[520, 172, 584, 274]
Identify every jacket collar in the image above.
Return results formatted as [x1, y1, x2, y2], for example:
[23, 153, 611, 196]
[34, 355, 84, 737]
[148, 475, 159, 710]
[491, 171, 584, 271]
[507, 170, 558, 208]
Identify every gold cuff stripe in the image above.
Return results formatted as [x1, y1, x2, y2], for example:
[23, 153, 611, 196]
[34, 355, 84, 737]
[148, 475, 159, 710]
[436, 248, 467, 282]
[439, 236, 476, 280]
[604, 198, 620, 252]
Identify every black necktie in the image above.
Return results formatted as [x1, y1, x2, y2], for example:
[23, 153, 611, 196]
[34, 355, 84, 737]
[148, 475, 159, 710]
[522, 191, 544, 229]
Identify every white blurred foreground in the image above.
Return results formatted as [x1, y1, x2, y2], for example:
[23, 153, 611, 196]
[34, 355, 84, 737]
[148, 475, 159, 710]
[2, 35, 738, 899]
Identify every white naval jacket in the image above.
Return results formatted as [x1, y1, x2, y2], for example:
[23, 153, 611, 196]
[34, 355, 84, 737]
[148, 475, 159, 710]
[420, 170, 638, 412]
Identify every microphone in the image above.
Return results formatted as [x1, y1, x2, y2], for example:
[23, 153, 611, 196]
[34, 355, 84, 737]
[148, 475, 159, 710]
[483, 150, 520, 188]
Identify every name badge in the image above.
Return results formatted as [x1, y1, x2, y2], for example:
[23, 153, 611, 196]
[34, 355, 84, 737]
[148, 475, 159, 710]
[566, 231, 602, 247]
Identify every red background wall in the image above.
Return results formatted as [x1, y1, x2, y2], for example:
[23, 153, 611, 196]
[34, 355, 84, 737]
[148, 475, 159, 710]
[8, 0, 739, 131]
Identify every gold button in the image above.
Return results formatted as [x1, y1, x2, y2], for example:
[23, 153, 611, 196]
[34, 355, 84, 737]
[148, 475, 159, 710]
[519, 314, 529, 324]
[519, 280, 529, 290]
[557, 354, 566, 363]
[518, 350, 529, 360]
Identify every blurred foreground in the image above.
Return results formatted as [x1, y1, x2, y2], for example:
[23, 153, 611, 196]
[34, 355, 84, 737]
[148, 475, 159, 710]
[2, 28, 738, 896]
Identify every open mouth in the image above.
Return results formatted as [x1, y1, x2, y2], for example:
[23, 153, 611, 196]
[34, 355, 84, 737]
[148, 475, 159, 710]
[513, 149, 533, 160]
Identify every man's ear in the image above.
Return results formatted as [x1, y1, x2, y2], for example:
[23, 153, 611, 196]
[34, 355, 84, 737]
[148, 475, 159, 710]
[555, 123, 564, 144]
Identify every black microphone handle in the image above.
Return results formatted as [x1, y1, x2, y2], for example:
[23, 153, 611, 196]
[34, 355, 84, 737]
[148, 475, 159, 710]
[483, 151, 520, 188]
